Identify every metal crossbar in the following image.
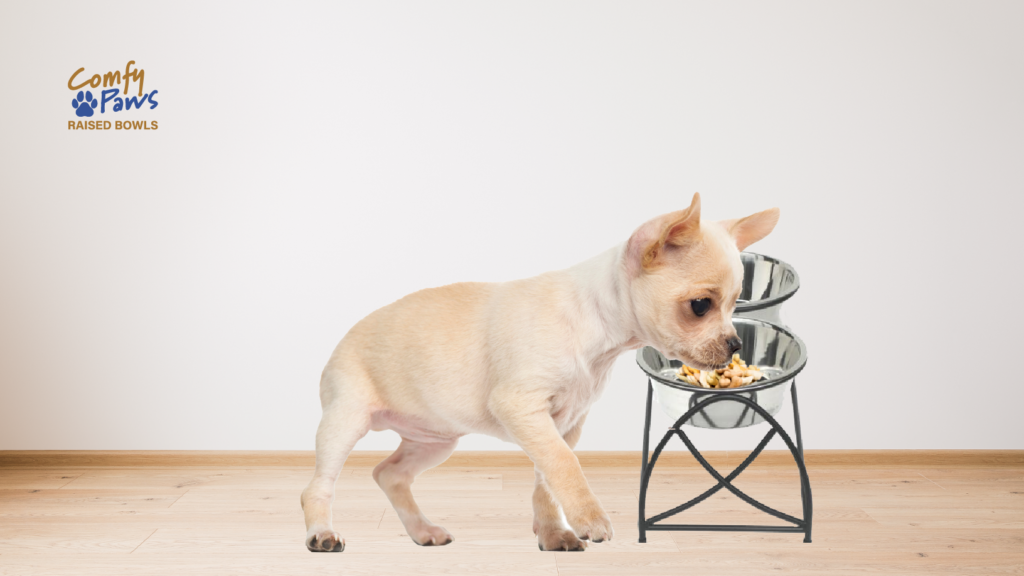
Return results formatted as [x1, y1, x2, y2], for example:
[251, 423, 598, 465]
[646, 427, 777, 525]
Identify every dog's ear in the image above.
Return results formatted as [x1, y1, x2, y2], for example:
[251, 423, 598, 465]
[721, 207, 780, 251]
[626, 192, 702, 275]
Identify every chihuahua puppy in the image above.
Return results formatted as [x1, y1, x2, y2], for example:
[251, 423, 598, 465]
[301, 193, 779, 552]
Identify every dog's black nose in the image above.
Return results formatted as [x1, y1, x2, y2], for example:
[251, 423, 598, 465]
[726, 336, 742, 355]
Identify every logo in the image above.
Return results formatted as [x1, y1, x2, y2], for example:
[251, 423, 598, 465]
[68, 60, 159, 131]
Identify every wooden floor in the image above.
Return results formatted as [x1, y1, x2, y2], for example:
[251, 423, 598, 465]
[1, 452, 1022, 575]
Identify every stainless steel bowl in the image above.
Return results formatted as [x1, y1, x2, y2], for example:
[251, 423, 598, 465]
[735, 252, 800, 328]
[636, 318, 807, 429]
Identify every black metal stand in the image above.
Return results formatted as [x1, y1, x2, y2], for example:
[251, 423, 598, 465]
[638, 378, 813, 543]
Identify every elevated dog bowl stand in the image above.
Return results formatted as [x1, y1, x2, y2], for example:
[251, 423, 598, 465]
[637, 378, 813, 543]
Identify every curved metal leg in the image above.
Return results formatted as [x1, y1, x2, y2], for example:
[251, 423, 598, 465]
[791, 382, 812, 543]
[638, 379, 653, 543]
[792, 382, 805, 458]
[638, 389, 813, 542]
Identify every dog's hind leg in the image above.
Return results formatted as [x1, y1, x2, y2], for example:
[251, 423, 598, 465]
[534, 413, 588, 551]
[373, 437, 458, 546]
[301, 365, 373, 552]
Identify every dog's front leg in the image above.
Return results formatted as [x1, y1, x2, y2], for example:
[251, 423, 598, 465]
[532, 413, 590, 551]
[494, 404, 612, 543]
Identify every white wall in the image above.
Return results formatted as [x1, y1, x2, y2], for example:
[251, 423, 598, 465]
[1, 1, 1021, 452]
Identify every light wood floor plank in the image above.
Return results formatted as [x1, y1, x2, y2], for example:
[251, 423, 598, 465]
[0, 470, 82, 490]
[552, 550, 1024, 575]
[3, 449, 1022, 469]
[0, 553, 560, 576]
[1, 458, 1022, 575]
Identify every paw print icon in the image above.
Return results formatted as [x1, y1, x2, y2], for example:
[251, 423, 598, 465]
[72, 90, 98, 117]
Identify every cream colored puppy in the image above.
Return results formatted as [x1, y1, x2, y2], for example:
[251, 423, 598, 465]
[301, 193, 779, 552]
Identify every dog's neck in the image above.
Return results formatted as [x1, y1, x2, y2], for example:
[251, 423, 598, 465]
[564, 243, 644, 359]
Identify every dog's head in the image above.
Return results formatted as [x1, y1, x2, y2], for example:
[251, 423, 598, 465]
[625, 193, 779, 370]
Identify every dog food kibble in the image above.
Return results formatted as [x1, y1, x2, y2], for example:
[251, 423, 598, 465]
[676, 354, 764, 389]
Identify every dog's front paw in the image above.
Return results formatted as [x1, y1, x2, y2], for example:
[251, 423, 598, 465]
[306, 529, 345, 552]
[409, 524, 454, 546]
[565, 505, 614, 543]
[536, 524, 587, 551]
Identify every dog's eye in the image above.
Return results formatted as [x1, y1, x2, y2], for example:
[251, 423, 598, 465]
[690, 298, 712, 317]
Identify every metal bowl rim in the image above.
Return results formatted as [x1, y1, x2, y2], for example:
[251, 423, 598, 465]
[734, 252, 801, 312]
[635, 318, 808, 394]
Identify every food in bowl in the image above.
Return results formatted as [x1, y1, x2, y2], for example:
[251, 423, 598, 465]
[676, 354, 765, 389]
